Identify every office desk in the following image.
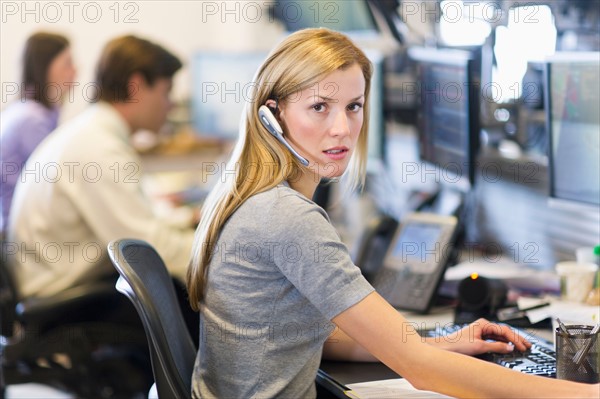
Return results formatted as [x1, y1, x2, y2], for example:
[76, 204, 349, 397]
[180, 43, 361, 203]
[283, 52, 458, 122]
[137, 135, 231, 225]
[320, 361, 400, 385]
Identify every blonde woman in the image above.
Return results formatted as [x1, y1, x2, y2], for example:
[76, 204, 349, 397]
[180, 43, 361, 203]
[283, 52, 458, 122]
[187, 28, 596, 398]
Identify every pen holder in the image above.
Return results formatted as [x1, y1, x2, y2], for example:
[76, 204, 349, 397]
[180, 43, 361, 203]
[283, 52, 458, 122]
[555, 325, 600, 383]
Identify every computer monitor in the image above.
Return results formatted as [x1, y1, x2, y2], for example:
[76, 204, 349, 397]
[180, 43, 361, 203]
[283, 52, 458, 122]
[191, 52, 267, 139]
[270, 0, 378, 36]
[409, 47, 480, 191]
[545, 52, 600, 210]
[365, 50, 386, 169]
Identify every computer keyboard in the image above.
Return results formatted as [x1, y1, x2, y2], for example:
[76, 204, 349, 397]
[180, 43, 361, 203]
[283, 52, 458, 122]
[419, 324, 557, 378]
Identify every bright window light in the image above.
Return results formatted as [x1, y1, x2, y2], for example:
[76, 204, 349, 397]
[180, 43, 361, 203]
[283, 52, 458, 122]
[492, 5, 557, 102]
[439, 1, 492, 46]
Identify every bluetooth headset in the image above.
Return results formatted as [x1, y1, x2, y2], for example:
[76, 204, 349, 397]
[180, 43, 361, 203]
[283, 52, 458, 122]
[258, 103, 309, 166]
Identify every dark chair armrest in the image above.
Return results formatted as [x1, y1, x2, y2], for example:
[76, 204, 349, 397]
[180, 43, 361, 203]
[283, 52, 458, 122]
[16, 282, 118, 327]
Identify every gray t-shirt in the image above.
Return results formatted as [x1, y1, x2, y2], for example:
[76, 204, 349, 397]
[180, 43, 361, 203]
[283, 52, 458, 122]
[192, 183, 374, 398]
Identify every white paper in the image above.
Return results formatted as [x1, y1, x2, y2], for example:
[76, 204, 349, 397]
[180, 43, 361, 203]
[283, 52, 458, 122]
[516, 296, 600, 326]
[347, 378, 455, 399]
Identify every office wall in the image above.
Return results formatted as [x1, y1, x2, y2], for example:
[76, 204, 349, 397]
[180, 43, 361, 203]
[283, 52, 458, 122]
[1, 1, 284, 121]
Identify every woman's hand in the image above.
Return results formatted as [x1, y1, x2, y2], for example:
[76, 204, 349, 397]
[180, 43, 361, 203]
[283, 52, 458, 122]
[427, 318, 532, 356]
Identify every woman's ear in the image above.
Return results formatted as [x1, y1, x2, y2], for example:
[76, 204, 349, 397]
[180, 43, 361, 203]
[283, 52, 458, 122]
[264, 98, 285, 125]
[265, 99, 277, 111]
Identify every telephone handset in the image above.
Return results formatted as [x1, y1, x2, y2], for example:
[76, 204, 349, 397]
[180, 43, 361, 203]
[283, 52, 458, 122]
[258, 105, 309, 166]
[354, 215, 399, 281]
[358, 212, 458, 313]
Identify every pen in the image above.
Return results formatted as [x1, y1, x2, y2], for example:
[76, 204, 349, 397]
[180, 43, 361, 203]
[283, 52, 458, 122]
[573, 323, 600, 366]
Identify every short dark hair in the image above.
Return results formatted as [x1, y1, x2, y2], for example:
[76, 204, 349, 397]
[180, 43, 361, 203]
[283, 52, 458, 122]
[21, 32, 70, 108]
[95, 35, 182, 103]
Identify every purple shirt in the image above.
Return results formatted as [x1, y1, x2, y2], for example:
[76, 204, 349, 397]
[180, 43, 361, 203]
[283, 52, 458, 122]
[1, 100, 60, 231]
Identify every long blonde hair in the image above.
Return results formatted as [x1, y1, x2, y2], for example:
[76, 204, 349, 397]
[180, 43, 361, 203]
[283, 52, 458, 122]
[187, 28, 373, 309]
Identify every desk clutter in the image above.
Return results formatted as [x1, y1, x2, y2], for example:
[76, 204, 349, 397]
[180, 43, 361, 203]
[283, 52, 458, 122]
[440, 258, 600, 327]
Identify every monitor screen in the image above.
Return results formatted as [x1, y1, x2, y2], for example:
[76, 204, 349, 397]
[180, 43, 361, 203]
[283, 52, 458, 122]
[270, 0, 378, 34]
[409, 47, 480, 189]
[191, 52, 267, 139]
[545, 52, 600, 208]
[389, 223, 443, 273]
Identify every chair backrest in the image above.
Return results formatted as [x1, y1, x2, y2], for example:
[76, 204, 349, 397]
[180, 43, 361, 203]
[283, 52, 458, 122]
[108, 239, 197, 399]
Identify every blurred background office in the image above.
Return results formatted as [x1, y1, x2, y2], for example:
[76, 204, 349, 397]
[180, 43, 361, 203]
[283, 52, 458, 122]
[2, 1, 597, 259]
[1, 0, 599, 397]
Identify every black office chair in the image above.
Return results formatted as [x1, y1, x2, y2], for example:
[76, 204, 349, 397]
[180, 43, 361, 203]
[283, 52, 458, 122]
[107, 239, 197, 399]
[0, 241, 152, 398]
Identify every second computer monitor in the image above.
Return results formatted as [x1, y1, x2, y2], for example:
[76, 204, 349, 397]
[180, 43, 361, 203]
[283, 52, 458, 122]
[409, 47, 480, 191]
[191, 52, 267, 139]
[545, 52, 600, 210]
[270, 0, 378, 36]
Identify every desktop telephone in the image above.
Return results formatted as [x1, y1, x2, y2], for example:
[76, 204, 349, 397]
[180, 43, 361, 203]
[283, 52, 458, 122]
[356, 212, 459, 313]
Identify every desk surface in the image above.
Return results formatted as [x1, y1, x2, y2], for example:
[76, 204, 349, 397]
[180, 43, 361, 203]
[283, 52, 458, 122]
[320, 360, 400, 385]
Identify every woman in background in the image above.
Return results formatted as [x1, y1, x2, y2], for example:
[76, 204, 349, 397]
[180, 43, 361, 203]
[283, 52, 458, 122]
[1, 32, 76, 231]
[187, 28, 596, 398]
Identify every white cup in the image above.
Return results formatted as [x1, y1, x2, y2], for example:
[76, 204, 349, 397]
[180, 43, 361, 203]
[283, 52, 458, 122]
[555, 262, 598, 303]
